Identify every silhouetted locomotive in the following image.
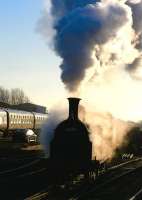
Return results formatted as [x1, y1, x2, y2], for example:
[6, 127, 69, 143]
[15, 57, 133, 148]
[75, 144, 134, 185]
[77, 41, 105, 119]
[49, 97, 93, 183]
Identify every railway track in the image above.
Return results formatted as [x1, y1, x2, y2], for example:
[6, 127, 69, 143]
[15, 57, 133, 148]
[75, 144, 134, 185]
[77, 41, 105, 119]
[23, 158, 142, 200]
[25, 188, 49, 200]
[0, 150, 42, 171]
[1, 157, 141, 200]
[129, 187, 142, 200]
[0, 158, 42, 179]
[0, 158, 49, 200]
[71, 158, 142, 200]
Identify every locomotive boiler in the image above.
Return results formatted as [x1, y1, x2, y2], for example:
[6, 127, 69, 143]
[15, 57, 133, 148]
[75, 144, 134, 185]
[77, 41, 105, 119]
[49, 97, 92, 183]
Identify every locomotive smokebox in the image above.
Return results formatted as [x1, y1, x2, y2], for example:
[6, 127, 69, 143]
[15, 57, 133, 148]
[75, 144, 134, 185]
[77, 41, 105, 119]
[50, 97, 92, 176]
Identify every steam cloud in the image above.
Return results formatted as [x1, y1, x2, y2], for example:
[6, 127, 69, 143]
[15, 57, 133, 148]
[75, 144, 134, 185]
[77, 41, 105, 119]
[40, 107, 67, 157]
[84, 109, 135, 161]
[39, 0, 142, 91]
[40, 100, 135, 161]
[39, 0, 142, 160]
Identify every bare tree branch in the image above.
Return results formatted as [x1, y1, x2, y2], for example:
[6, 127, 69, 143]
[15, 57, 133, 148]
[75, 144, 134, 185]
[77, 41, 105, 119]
[10, 88, 30, 105]
[0, 87, 30, 105]
[0, 86, 10, 104]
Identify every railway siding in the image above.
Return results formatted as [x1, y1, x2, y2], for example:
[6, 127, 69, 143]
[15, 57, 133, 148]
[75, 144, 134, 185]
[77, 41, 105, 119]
[73, 158, 142, 200]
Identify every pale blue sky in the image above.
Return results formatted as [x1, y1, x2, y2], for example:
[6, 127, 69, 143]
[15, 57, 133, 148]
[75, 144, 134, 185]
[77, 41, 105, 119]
[0, 0, 65, 108]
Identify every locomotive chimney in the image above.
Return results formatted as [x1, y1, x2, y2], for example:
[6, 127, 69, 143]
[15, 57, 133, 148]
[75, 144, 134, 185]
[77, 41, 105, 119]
[68, 97, 81, 121]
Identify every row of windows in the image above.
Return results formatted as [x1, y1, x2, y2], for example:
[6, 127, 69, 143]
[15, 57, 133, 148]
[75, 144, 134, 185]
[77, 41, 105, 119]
[0, 114, 47, 126]
[10, 114, 33, 120]
[10, 120, 33, 125]
[9, 114, 47, 121]
[10, 118, 47, 125]
[35, 117, 46, 121]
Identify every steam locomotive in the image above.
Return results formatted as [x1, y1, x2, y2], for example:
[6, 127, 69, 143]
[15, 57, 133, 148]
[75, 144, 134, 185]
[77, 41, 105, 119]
[0, 108, 48, 142]
[47, 98, 142, 185]
[48, 98, 95, 184]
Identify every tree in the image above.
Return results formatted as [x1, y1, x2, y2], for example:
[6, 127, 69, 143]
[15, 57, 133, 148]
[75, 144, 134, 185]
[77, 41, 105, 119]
[0, 86, 10, 104]
[0, 86, 30, 105]
[10, 88, 30, 105]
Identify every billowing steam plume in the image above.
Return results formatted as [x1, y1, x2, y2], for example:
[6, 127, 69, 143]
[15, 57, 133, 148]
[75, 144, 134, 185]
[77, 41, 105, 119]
[40, 0, 142, 91]
[84, 110, 135, 161]
[39, 0, 142, 161]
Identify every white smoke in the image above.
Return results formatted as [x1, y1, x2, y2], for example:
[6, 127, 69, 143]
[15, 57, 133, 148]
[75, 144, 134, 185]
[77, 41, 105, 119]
[80, 99, 136, 160]
[39, 0, 142, 160]
[85, 111, 135, 161]
[40, 105, 67, 157]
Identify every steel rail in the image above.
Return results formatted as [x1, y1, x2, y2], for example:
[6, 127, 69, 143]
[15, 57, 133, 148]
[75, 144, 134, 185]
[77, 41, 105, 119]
[129, 187, 142, 200]
[26, 158, 142, 200]
[0, 158, 41, 175]
[6, 157, 141, 200]
[17, 167, 47, 178]
[25, 189, 49, 200]
[70, 158, 142, 200]
[0, 161, 49, 199]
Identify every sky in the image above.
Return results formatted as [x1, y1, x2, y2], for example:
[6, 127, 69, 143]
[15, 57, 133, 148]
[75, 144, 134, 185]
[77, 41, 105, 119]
[0, 0, 65, 109]
[1, 0, 142, 123]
